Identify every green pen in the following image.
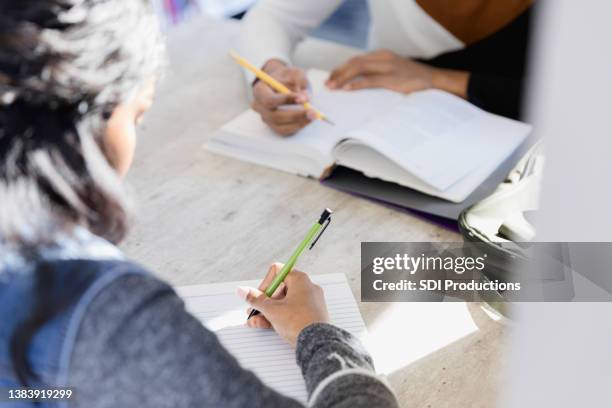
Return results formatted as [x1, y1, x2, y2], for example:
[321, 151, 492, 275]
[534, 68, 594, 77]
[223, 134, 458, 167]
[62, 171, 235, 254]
[247, 208, 333, 320]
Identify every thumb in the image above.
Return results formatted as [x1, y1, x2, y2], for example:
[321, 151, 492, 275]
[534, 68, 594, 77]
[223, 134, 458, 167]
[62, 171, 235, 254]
[236, 286, 267, 310]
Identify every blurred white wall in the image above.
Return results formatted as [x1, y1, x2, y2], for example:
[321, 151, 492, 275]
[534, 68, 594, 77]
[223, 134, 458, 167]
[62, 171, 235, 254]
[528, 0, 612, 242]
[502, 1, 612, 406]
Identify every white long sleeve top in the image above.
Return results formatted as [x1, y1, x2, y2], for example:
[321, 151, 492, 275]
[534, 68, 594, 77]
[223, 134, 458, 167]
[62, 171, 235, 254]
[236, 0, 464, 83]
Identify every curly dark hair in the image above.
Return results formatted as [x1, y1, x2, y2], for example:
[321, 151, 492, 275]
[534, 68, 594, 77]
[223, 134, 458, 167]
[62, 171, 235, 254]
[0, 0, 164, 386]
[0, 0, 164, 247]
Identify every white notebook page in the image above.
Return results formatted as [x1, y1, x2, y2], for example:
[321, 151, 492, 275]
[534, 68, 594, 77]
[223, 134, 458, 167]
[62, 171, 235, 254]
[175, 274, 367, 403]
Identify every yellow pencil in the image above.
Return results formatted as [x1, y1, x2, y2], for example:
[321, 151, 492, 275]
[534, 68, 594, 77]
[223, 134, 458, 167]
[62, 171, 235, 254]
[229, 50, 334, 126]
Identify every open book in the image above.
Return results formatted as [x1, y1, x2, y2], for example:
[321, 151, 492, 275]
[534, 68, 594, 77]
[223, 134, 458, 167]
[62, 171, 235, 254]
[176, 274, 367, 403]
[208, 70, 531, 203]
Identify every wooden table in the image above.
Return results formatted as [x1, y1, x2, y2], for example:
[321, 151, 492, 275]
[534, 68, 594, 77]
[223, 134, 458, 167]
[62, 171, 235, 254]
[123, 16, 505, 408]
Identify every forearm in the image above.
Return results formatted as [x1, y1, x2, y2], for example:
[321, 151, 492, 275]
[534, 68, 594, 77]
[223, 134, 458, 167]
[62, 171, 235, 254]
[296, 323, 398, 408]
[236, 0, 344, 86]
[429, 66, 524, 119]
[467, 73, 524, 119]
[431, 67, 470, 99]
[237, 5, 300, 84]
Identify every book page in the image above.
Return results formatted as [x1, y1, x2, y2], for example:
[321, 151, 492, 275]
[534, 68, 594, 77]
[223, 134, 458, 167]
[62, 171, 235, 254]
[343, 90, 530, 191]
[306, 70, 404, 141]
[212, 70, 529, 197]
[175, 274, 367, 404]
[211, 69, 402, 177]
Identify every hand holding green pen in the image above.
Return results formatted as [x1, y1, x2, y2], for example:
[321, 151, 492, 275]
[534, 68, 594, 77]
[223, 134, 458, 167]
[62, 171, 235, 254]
[247, 209, 333, 320]
[239, 264, 330, 346]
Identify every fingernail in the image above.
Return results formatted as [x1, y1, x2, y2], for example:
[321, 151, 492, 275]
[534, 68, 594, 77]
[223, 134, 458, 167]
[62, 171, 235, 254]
[235, 286, 250, 301]
[306, 110, 318, 121]
[342, 84, 351, 90]
[327, 80, 336, 89]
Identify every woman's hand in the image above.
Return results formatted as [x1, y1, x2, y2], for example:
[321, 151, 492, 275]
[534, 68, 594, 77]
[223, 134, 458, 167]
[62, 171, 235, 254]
[236, 263, 329, 347]
[327, 49, 469, 98]
[251, 59, 316, 136]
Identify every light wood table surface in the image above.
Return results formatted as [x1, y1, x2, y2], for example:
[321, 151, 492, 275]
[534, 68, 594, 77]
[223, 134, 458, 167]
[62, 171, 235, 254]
[122, 16, 506, 408]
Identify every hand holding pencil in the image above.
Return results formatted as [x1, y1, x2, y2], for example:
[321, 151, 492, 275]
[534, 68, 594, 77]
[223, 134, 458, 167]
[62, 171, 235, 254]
[230, 51, 334, 136]
[236, 263, 329, 347]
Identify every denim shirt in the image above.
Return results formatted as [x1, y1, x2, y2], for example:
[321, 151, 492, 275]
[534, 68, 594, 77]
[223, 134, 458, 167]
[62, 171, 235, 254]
[0, 229, 141, 408]
[0, 230, 398, 408]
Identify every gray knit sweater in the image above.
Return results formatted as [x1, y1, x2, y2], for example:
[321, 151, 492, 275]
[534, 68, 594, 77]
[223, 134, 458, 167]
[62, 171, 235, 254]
[70, 273, 398, 408]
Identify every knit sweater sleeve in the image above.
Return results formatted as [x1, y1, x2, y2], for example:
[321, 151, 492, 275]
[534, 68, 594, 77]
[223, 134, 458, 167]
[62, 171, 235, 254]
[69, 273, 398, 408]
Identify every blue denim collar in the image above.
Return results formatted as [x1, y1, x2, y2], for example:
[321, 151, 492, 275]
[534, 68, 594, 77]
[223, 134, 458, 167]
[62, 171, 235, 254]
[0, 226, 123, 278]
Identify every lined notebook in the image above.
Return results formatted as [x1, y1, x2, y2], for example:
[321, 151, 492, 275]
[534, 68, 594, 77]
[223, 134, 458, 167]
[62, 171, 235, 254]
[175, 274, 367, 403]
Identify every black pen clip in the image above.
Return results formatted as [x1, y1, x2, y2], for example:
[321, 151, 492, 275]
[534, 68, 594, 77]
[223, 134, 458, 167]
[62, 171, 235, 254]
[309, 216, 332, 250]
